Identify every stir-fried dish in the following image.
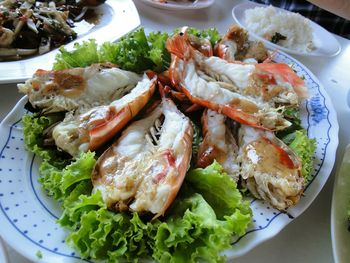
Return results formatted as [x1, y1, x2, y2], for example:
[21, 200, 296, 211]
[19, 25, 316, 262]
[0, 0, 105, 61]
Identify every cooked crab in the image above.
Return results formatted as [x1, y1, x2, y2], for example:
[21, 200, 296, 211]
[18, 63, 141, 113]
[52, 75, 156, 156]
[92, 96, 193, 218]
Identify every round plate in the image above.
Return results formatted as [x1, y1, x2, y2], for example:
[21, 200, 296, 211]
[138, 0, 215, 10]
[331, 145, 350, 263]
[0, 0, 141, 85]
[232, 2, 341, 57]
[0, 50, 338, 262]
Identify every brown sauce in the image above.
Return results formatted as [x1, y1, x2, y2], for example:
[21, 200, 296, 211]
[229, 97, 259, 114]
[243, 137, 297, 178]
[246, 71, 284, 101]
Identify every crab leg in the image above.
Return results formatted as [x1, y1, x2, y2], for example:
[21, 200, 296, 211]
[92, 97, 193, 218]
[52, 75, 156, 156]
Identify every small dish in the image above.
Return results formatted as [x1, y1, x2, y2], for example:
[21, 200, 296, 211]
[232, 2, 341, 57]
[138, 0, 215, 10]
[0, 0, 140, 85]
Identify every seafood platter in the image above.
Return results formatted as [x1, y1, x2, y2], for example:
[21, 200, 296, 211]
[0, 23, 338, 262]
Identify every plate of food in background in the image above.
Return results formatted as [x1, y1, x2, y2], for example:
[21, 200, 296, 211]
[0, 0, 140, 84]
[232, 2, 341, 57]
[138, 0, 215, 10]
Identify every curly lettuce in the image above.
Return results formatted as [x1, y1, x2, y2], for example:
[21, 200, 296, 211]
[22, 114, 69, 168]
[174, 27, 221, 46]
[53, 28, 170, 73]
[52, 161, 251, 263]
[277, 108, 317, 183]
[53, 39, 99, 70]
[286, 130, 316, 182]
[39, 152, 95, 200]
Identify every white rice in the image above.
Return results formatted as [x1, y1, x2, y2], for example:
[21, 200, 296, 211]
[244, 5, 315, 52]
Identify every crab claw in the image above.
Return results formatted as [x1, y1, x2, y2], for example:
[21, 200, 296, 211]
[92, 96, 193, 218]
[52, 75, 156, 156]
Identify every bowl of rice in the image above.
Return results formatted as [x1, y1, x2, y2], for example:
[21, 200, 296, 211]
[232, 2, 341, 57]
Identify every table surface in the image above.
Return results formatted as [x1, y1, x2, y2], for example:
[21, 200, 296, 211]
[1, 0, 350, 262]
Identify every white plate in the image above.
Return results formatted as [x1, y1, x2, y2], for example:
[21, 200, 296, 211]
[0, 50, 338, 262]
[138, 0, 215, 10]
[331, 145, 350, 263]
[0, 0, 140, 85]
[232, 2, 341, 57]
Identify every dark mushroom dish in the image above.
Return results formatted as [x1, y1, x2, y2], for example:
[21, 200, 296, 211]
[0, 0, 105, 61]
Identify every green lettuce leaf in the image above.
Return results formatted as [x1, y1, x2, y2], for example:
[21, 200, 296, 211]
[52, 28, 170, 73]
[54, 40, 99, 70]
[39, 152, 95, 201]
[59, 191, 154, 261]
[147, 31, 171, 72]
[186, 161, 251, 221]
[174, 27, 221, 46]
[22, 114, 69, 168]
[276, 107, 303, 140]
[153, 192, 251, 263]
[98, 41, 119, 64]
[287, 130, 316, 182]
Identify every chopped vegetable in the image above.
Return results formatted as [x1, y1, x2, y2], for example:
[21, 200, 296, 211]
[271, 32, 287, 44]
